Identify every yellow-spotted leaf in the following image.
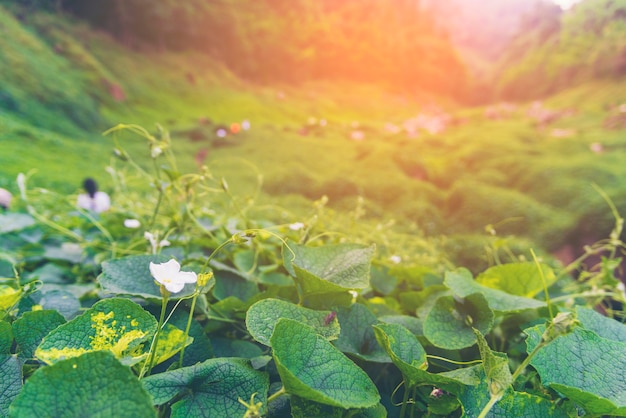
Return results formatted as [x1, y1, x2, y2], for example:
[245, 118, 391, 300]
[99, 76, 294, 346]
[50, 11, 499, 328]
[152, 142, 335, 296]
[35, 298, 157, 365]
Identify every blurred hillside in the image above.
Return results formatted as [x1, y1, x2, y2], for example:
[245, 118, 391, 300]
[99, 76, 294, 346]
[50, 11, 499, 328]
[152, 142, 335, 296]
[497, 0, 626, 99]
[0, 0, 466, 96]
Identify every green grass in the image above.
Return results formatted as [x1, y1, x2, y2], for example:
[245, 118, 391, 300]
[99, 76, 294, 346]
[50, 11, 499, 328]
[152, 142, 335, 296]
[2, 5, 626, 270]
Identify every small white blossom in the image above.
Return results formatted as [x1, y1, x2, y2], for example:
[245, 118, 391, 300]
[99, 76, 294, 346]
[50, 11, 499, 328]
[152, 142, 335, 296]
[159, 239, 171, 248]
[149, 259, 197, 293]
[289, 222, 305, 231]
[124, 219, 141, 229]
[151, 146, 163, 158]
[390, 255, 402, 264]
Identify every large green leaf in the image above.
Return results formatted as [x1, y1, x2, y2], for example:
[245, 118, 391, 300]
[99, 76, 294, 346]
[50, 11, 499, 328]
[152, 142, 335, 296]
[525, 325, 626, 416]
[142, 357, 269, 417]
[444, 269, 545, 313]
[283, 241, 375, 298]
[0, 213, 35, 234]
[576, 306, 626, 343]
[290, 396, 387, 418]
[373, 322, 480, 391]
[333, 303, 389, 363]
[99, 255, 198, 299]
[271, 318, 380, 409]
[423, 293, 493, 350]
[0, 355, 22, 417]
[246, 298, 340, 346]
[35, 298, 157, 365]
[12, 310, 66, 360]
[9, 351, 155, 418]
[476, 262, 557, 298]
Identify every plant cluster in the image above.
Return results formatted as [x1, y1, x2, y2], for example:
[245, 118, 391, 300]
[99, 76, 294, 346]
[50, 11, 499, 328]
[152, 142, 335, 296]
[1, 126, 626, 418]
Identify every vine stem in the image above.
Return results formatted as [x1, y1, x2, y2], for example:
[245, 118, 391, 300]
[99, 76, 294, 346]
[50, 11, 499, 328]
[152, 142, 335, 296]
[477, 394, 501, 418]
[266, 386, 286, 404]
[177, 290, 199, 368]
[141, 288, 169, 378]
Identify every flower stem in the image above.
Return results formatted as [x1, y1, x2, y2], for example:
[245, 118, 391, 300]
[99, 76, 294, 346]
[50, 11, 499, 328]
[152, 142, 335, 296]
[177, 290, 199, 368]
[144, 288, 169, 377]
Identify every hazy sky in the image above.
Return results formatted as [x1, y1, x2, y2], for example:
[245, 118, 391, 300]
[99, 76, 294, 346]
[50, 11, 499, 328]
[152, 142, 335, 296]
[552, 0, 582, 9]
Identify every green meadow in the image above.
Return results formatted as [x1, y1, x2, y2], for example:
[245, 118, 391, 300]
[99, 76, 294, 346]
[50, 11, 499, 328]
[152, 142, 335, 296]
[2, 1, 626, 417]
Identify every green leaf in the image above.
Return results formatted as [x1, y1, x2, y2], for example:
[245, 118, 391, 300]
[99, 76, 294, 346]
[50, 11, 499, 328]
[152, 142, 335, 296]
[372, 323, 427, 384]
[576, 306, 626, 343]
[473, 329, 512, 397]
[142, 357, 269, 417]
[458, 372, 572, 418]
[525, 326, 626, 416]
[35, 298, 157, 365]
[213, 270, 259, 302]
[373, 322, 479, 391]
[444, 269, 545, 313]
[0, 355, 22, 417]
[0, 321, 12, 354]
[333, 303, 390, 363]
[290, 396, 388, 418]
[271, 318, 380, 409]
[476, 262, 556, 297]
[12, 310, 66, 360]
[0, 213, 35, 234]
[283, 241, 375, 298]
[246, 298, 340, 346]
[0, 284, 21, 312]
[9, 351, 156, 418]
[99, 255, 197, 299]
[39, 289, 81, 320]
[210, 338, 264, 358]
[423, 293, 493, 350]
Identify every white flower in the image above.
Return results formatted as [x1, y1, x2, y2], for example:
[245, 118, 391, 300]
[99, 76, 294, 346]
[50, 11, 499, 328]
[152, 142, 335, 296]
[289, 222, 305, 231]
[151, 146, 163, 159]
[149, 259, 197, 293]
[124, 219, 141, 228]
[390, 255, 402, 264]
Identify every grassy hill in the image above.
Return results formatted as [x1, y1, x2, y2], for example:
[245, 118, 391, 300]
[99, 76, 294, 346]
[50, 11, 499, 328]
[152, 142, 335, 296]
[1, 4, 626, 273]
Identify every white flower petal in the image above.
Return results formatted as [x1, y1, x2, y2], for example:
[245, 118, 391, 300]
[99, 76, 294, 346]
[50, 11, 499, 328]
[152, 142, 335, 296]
[149, 259, 197, 293]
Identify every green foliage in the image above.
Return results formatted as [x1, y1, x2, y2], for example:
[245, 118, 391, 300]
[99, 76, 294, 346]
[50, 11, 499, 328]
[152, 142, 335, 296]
[9, 351, 156, 418]
[142, 358, 269, 417]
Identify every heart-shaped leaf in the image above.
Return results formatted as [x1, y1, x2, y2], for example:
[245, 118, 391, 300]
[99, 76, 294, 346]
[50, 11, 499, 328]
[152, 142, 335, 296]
[576, 306, 626, 343]
[271, 318, 380, 409]
[373, 322, 480, 391]
[246, 298, 340, 346]
[444, 269, 545, 313]
[333, 303, 389, 363]
[12, 310, 66, 360]
[142, 357, 269, 418]
[525, 325, 626, 416]
[9, 351, 155, 417]
[35, 298, 157, 365]
[476, 262, 556, 298]
[283, 241, 375, 301]
[423, 293, 493, 350]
